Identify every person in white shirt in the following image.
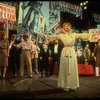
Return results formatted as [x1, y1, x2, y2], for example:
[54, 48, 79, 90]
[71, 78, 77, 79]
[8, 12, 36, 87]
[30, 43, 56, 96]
[17, 33, 35, 78]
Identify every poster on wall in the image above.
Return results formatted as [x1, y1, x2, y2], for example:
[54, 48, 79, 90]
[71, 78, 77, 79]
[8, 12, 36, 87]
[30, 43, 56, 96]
[89, 29, 100, 42]
[0, 2, 16, 31]
[97, 25, 100, 29]
[17, 1, 82, 40]
[49, 1, 60, 34]
[18, 1, 44, 36]
[0, 2, 16, 21]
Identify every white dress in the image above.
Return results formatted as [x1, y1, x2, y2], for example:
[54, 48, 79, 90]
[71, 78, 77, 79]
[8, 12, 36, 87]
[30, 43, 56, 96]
[46, 33, 90, 90]
[58, 34, 79, 90]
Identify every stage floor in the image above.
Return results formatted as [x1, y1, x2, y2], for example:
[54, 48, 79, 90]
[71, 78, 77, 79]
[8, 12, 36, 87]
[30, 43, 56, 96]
[0, 74, 100, 98]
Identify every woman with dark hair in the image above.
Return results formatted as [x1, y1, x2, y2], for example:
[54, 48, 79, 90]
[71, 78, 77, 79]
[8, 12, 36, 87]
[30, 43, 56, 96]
[0, 32, 9, 78]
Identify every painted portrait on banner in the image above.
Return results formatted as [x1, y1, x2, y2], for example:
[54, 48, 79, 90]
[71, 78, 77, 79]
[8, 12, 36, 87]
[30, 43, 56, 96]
[89, 29, 100, 42]
[97, 25, 100, 29]
[0, 2, 16, 33]
[49, 1, 61, 34]
[17, 1, 82, 40]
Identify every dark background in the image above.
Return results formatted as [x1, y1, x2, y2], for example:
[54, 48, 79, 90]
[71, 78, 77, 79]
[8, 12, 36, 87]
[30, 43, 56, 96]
[61, 0, 100, 31]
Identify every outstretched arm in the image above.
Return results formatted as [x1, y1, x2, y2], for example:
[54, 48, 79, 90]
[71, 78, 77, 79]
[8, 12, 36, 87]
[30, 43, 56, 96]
[38, 33, 62, 42]
[45, 34, 62, 42]
[74, 33, 91, 40]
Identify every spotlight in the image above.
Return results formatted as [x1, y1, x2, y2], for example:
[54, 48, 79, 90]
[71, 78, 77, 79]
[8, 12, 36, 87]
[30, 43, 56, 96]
[76, 15, 79, 17]
[80, 3, 83, 6]
[84, 6, 87, 10]
[84, 2, 86, 5]
[86, 1, 88, 3]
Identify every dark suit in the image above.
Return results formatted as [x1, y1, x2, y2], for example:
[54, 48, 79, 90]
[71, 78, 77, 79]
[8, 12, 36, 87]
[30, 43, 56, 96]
[50, 43, 63, 76]
[9, 40, 21, 76]
[39, 44, 50, 77]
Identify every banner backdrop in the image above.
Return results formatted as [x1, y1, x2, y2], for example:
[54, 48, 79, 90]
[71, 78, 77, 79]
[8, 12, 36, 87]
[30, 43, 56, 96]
[17, 1, 82, 41]
[0, 2, 16, 32]
[17, 1, 47, 41]
[0, 2, 16, 21]
[89, 29, 100, 42]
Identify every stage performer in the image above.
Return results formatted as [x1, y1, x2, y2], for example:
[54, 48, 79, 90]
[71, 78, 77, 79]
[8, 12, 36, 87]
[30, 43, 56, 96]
[41, 22, 91, 92]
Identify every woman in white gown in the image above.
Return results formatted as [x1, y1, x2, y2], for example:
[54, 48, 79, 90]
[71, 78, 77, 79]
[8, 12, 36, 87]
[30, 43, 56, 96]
[44, 22, 91, 91]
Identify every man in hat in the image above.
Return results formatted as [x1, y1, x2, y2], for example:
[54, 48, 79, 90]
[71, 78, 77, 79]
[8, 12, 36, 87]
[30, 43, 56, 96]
[17, 33, 35, 78]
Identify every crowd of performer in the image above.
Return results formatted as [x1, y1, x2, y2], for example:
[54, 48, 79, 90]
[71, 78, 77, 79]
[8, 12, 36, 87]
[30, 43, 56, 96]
[0, 32, 64, 79]
[0, 22, 100, 93]
[0, 30, 100, 80]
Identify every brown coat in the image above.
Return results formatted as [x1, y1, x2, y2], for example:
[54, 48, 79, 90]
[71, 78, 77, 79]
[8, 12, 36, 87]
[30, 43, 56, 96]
[94, 45, 100, 68]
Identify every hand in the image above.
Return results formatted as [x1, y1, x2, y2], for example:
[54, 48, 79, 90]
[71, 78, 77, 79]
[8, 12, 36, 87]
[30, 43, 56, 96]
[30, 51, 35, 59]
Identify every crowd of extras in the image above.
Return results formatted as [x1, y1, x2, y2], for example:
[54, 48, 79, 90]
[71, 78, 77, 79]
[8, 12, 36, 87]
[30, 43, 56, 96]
[0, 32, 99, 79]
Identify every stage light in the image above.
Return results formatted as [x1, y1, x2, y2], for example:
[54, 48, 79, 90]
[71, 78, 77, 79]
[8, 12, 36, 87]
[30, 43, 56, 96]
[84, 2, 86, 5]
[80, 3, 83, 6]
[86, 1, 88, 3]
[76, 15, 79, 17]
[84, 6, 87, 10]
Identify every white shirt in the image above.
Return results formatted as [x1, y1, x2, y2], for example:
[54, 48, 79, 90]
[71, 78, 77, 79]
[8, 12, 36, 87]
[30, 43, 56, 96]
[43, 45, 48, 52]
[17, 40, 35, 52]
[54, 44, 58, 53]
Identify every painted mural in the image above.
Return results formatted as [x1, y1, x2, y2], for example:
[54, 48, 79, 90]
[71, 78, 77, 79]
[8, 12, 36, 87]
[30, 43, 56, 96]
[18, 1, 43, 34]
[18, 1, 82, 40]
